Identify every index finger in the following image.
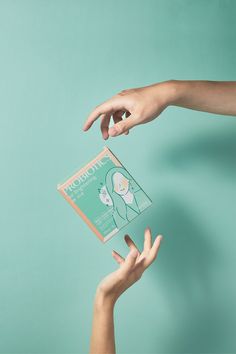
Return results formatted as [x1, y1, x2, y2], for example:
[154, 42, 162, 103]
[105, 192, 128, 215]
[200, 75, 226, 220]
[83, 95, 126, 131]
[143, 234, 163, 269]
[83, 102, 112, 131]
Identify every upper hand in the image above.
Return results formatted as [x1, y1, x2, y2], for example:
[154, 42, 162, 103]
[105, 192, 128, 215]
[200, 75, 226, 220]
[83, 81, 173, 139]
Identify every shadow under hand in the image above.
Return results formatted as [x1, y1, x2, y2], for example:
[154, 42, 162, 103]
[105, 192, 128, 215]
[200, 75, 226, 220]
[127, 122, 236, 353]
[156, 125, 236, 179]
[134, 195, 233, 353]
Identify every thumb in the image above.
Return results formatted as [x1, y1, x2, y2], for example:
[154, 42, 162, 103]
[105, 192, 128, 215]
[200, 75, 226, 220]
[108, 115, 136, 137]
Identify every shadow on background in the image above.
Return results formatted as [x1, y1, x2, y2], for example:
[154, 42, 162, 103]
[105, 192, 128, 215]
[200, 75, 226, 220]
[156, 125, 236, 179]
[131, 124, 236, 353]
[142, 197, 233, 353]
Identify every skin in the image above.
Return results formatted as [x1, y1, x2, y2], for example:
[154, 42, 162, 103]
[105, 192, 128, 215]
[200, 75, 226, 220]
[90, 228, 162, 354]
[83, 80, 236, 139]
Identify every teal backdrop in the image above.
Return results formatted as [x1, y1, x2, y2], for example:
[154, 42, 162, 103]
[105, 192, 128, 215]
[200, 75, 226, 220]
[0, 1, 236, 353]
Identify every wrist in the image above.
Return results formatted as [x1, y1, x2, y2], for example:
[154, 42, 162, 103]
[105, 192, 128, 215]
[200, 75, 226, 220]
[165, 80, 188, 106]
[149, 80, 180, 109]
[94, 288, 117, 312]
[162, 80, 182, 106]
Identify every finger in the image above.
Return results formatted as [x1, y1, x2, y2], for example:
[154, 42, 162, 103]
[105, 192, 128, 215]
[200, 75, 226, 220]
[100, 113, 111, 140]
[112, 250, 125, 265]
[143, 227, 152, 253]
[124, 234, 141, 255]
[83, 96, 126, 131]
[83, 102, 112, 131]
[144, 235, 163, 268]
[122, 249, 139, 272]
[124, 111, 131, 135]
[113, 111, 130, 136]
[108, 115, 136, 137]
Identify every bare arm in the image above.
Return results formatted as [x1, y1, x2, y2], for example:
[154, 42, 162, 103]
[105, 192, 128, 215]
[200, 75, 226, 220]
[83, 80, 236, 139]
[90, 295, 116, 354]
[90, 229, 163, 354]
[172, 80, 236, 116]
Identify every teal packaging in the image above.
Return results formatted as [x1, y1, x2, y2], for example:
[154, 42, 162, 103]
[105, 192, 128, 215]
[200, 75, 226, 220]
[57, 147, 152, 242]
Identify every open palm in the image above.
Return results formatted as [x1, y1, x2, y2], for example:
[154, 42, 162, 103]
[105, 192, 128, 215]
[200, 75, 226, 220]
[97, 228, 163, 303]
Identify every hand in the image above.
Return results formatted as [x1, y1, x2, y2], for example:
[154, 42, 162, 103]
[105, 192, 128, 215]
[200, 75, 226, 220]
[95, 228, 163, 306]
[83, 81, 175, 139]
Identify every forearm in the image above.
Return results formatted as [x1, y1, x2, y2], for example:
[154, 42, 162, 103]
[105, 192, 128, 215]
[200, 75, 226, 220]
[167, 80, 236, 116]
[90, 290, 116, 354]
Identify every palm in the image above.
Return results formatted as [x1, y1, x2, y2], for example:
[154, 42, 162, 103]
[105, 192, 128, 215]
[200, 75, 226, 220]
[97, 228, 162, 301]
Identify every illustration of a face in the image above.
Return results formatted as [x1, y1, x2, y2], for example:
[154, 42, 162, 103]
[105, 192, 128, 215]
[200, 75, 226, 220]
[113, 172, 129, 196]
[99, 186, 113, 206]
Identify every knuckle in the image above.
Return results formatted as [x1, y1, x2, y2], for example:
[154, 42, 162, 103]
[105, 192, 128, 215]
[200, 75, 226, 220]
[118, 89, 128, 96]
[117, 122, 125, 133]
[94, 105, 102, 114]
[117, 88, 136, 96]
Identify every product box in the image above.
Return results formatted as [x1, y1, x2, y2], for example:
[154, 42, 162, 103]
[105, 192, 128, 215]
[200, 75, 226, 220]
[57, 147, 152, 242]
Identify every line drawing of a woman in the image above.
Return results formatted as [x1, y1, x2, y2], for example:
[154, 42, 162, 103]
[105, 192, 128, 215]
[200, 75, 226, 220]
[99, 167, 142, 229]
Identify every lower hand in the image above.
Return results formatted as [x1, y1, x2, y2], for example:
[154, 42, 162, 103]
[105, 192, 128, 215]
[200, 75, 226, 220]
[95, 228, 163, 307]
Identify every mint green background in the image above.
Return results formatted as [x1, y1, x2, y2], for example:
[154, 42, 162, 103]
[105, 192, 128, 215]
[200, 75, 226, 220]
[0, 1, 236, 353]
